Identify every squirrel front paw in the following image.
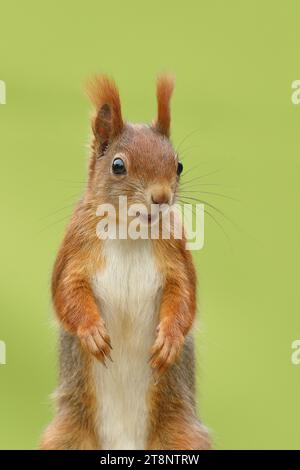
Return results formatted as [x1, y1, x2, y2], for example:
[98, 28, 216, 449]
[77, 320, 112, 365]
[149, 320, 184, 377]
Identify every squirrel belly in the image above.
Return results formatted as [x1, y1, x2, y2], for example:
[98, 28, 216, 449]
[91, 238, 163, 450]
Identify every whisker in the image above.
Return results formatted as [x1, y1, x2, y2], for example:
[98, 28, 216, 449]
[180, 163, 207, 179]
[178, 195, 239, 230]
[177, 199, 232, 247]
[179, 145, 204, 157]
[38, 215, 72, 233]
[181, 183, 235, 188]
[180, 169, 224, 186]
[39, 202, 78, 221]
[54, 178, 87, 185]
[203, 209, 233, 248]
[180, 190, 239, 202]
[175, 128, 203, 153]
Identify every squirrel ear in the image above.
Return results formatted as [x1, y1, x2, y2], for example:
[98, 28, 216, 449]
[86, 75, 123, 148]
[153, 74, 175, 138]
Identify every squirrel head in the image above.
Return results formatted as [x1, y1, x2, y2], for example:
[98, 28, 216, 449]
[85, 74, 183, 213]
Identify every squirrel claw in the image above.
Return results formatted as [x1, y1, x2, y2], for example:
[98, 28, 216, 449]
[78, 321, 112, 365]
[107, 353, 113, 363]
[149, 321, 184, 376]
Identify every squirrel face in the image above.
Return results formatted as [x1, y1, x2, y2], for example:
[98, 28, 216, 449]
[92, 124, 180, 211]
[86, 75, 183, 213]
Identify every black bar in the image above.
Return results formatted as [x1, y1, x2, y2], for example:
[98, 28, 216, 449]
[0, 450, 299, 466]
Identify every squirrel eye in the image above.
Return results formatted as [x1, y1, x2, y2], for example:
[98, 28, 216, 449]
[177, 161, 183, 176]
[112, 158, 126, 175]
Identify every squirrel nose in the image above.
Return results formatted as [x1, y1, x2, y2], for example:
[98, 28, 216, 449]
[151, 192, 170, 205]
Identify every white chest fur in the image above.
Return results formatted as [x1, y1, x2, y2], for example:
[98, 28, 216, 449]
[92, 239, 163, 450]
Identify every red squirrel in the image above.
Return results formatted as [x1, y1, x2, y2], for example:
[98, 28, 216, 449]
[40, 75, 211, 450]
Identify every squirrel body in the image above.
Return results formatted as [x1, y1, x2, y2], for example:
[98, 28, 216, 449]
[40, 75, 211, 450]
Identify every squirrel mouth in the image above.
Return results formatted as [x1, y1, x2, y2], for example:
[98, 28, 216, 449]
[137, 211, 159, 226]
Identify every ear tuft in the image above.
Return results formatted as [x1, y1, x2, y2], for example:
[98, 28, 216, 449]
[86, 75, 123, 144]
[154, 74, 175, 138]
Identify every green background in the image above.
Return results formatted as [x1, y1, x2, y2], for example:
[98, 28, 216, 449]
[0, 0, 299, 449]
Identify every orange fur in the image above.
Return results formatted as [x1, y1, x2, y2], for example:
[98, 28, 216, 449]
[51, 204, 112, 365]
[154, 74, 175, 138]
[150, 237, 196, 376]
[86, 75, 123, 142]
